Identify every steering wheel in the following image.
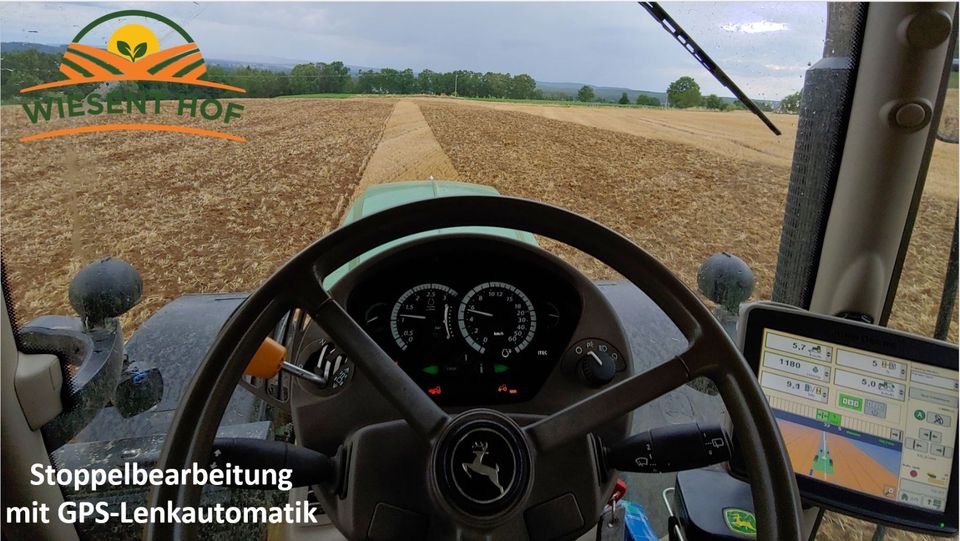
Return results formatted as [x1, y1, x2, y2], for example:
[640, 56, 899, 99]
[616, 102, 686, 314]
[148, 196, 802, 540]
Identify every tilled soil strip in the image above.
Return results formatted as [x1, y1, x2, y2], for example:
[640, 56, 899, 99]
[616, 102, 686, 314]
[346, 100, 460, 211]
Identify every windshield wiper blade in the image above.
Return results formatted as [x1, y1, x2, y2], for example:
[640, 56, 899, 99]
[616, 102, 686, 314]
[639, 2, 782, 136]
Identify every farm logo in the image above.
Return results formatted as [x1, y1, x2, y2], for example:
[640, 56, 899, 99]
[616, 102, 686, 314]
[722, 508, 757, 536]
[19, 10, 246, 142]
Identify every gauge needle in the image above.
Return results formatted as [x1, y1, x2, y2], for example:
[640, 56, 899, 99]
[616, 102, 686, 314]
[443, 305, 451, 339]
[467, 308, 494, 317]
[399, 314, 427, 320]
[588, 351, 603, 366]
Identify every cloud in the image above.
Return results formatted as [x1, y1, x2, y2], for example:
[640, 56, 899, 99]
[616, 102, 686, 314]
[765, 63, 809, 72]
[721, 21, 789, 34]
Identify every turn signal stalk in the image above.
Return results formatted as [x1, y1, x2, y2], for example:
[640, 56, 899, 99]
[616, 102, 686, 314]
[604, 422, 731, 473]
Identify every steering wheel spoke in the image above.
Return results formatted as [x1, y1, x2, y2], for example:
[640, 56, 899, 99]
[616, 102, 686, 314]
[524, 352, 692, 453]
[293, 269, 450, 442]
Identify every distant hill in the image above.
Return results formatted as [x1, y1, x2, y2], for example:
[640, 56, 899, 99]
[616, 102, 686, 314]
[205, 58, 298, 72]
[1, 41, 66, 54]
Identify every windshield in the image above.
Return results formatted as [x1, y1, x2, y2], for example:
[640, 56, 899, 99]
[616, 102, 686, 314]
[0, 2, 834, 329]
[1, 3, 956, 540]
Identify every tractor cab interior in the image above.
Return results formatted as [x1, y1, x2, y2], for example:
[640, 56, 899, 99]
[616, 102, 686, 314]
[1, 2, 958, 541]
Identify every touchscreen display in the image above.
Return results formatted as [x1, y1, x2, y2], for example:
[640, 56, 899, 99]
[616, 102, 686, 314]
[756, 328, 959, 512]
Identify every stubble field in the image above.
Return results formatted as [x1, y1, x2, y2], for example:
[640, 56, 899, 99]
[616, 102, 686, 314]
[1, 98, 395, 332]
[4, 96, 954, 341]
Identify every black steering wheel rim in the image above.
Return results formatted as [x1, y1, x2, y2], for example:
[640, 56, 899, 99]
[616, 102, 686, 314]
[148, 195, 803, 540]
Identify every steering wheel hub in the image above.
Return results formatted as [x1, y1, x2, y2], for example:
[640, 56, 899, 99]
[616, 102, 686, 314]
[433, 410, 531, 518]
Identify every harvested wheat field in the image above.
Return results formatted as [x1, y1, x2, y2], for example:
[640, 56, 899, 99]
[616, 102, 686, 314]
[1, 98, 395, 333]
[453, 98, 801, 167]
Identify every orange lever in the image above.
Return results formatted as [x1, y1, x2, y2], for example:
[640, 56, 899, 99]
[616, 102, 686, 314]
[245, 337, 287, 378]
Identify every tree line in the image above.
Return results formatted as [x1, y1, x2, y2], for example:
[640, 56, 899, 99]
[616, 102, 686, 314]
[0, 50, 540, 101]
[576, 85, 663, 107]
[0, 49, 286, 100]
[574, 77, 798, 113]
[1, 48, 801, 112]
[661, 76, 800, 113]
[230, 62, 541, 99]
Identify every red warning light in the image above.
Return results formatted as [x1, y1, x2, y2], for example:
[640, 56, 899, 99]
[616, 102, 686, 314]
[508, 389, 518, 395]
[428, 386, 442, 396]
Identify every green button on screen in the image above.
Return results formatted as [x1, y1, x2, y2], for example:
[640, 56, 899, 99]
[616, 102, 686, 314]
[838, 393, 863, 412]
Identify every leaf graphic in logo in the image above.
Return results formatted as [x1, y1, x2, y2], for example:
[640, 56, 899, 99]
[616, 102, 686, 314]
[132, 42, 147, 61]
[117, 40, 134, 61]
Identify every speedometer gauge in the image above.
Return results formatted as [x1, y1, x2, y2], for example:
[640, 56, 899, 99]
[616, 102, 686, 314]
[390, 284, 459, 352]
[458, 282, 537, 356]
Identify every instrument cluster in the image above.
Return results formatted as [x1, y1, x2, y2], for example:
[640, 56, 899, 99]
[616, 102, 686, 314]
[344, 240, 582, 405]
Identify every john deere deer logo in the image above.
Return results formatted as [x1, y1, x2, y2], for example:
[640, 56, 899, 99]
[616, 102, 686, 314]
[461, 441, 505, 496]
[19, 10, 246, 142]
[723, 508, 757, 537]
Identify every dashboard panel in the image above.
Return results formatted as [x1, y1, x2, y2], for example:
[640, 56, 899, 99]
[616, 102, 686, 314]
[344, 236, 582, 405]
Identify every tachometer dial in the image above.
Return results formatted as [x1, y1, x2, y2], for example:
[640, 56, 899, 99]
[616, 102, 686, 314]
[458, 282, 537, 356]
[390, 284, 459, 352]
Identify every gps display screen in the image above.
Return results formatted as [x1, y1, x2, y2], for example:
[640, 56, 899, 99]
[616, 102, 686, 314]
[756, 328, 959, 512]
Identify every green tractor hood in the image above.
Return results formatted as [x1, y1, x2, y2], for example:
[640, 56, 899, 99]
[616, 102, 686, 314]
[323, 180, 539, 288]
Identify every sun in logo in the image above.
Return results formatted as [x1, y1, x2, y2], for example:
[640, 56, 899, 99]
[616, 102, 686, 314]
[107, 24, 160, 63]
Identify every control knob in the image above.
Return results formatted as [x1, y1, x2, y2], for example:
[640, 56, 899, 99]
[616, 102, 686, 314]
[577, 348, 617, 387]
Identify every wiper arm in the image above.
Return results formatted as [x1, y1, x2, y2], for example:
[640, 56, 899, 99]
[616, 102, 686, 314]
[639, 2, 782, 136]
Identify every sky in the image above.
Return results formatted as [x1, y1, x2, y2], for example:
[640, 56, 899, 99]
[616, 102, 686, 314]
[0, 2, 828, 100]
